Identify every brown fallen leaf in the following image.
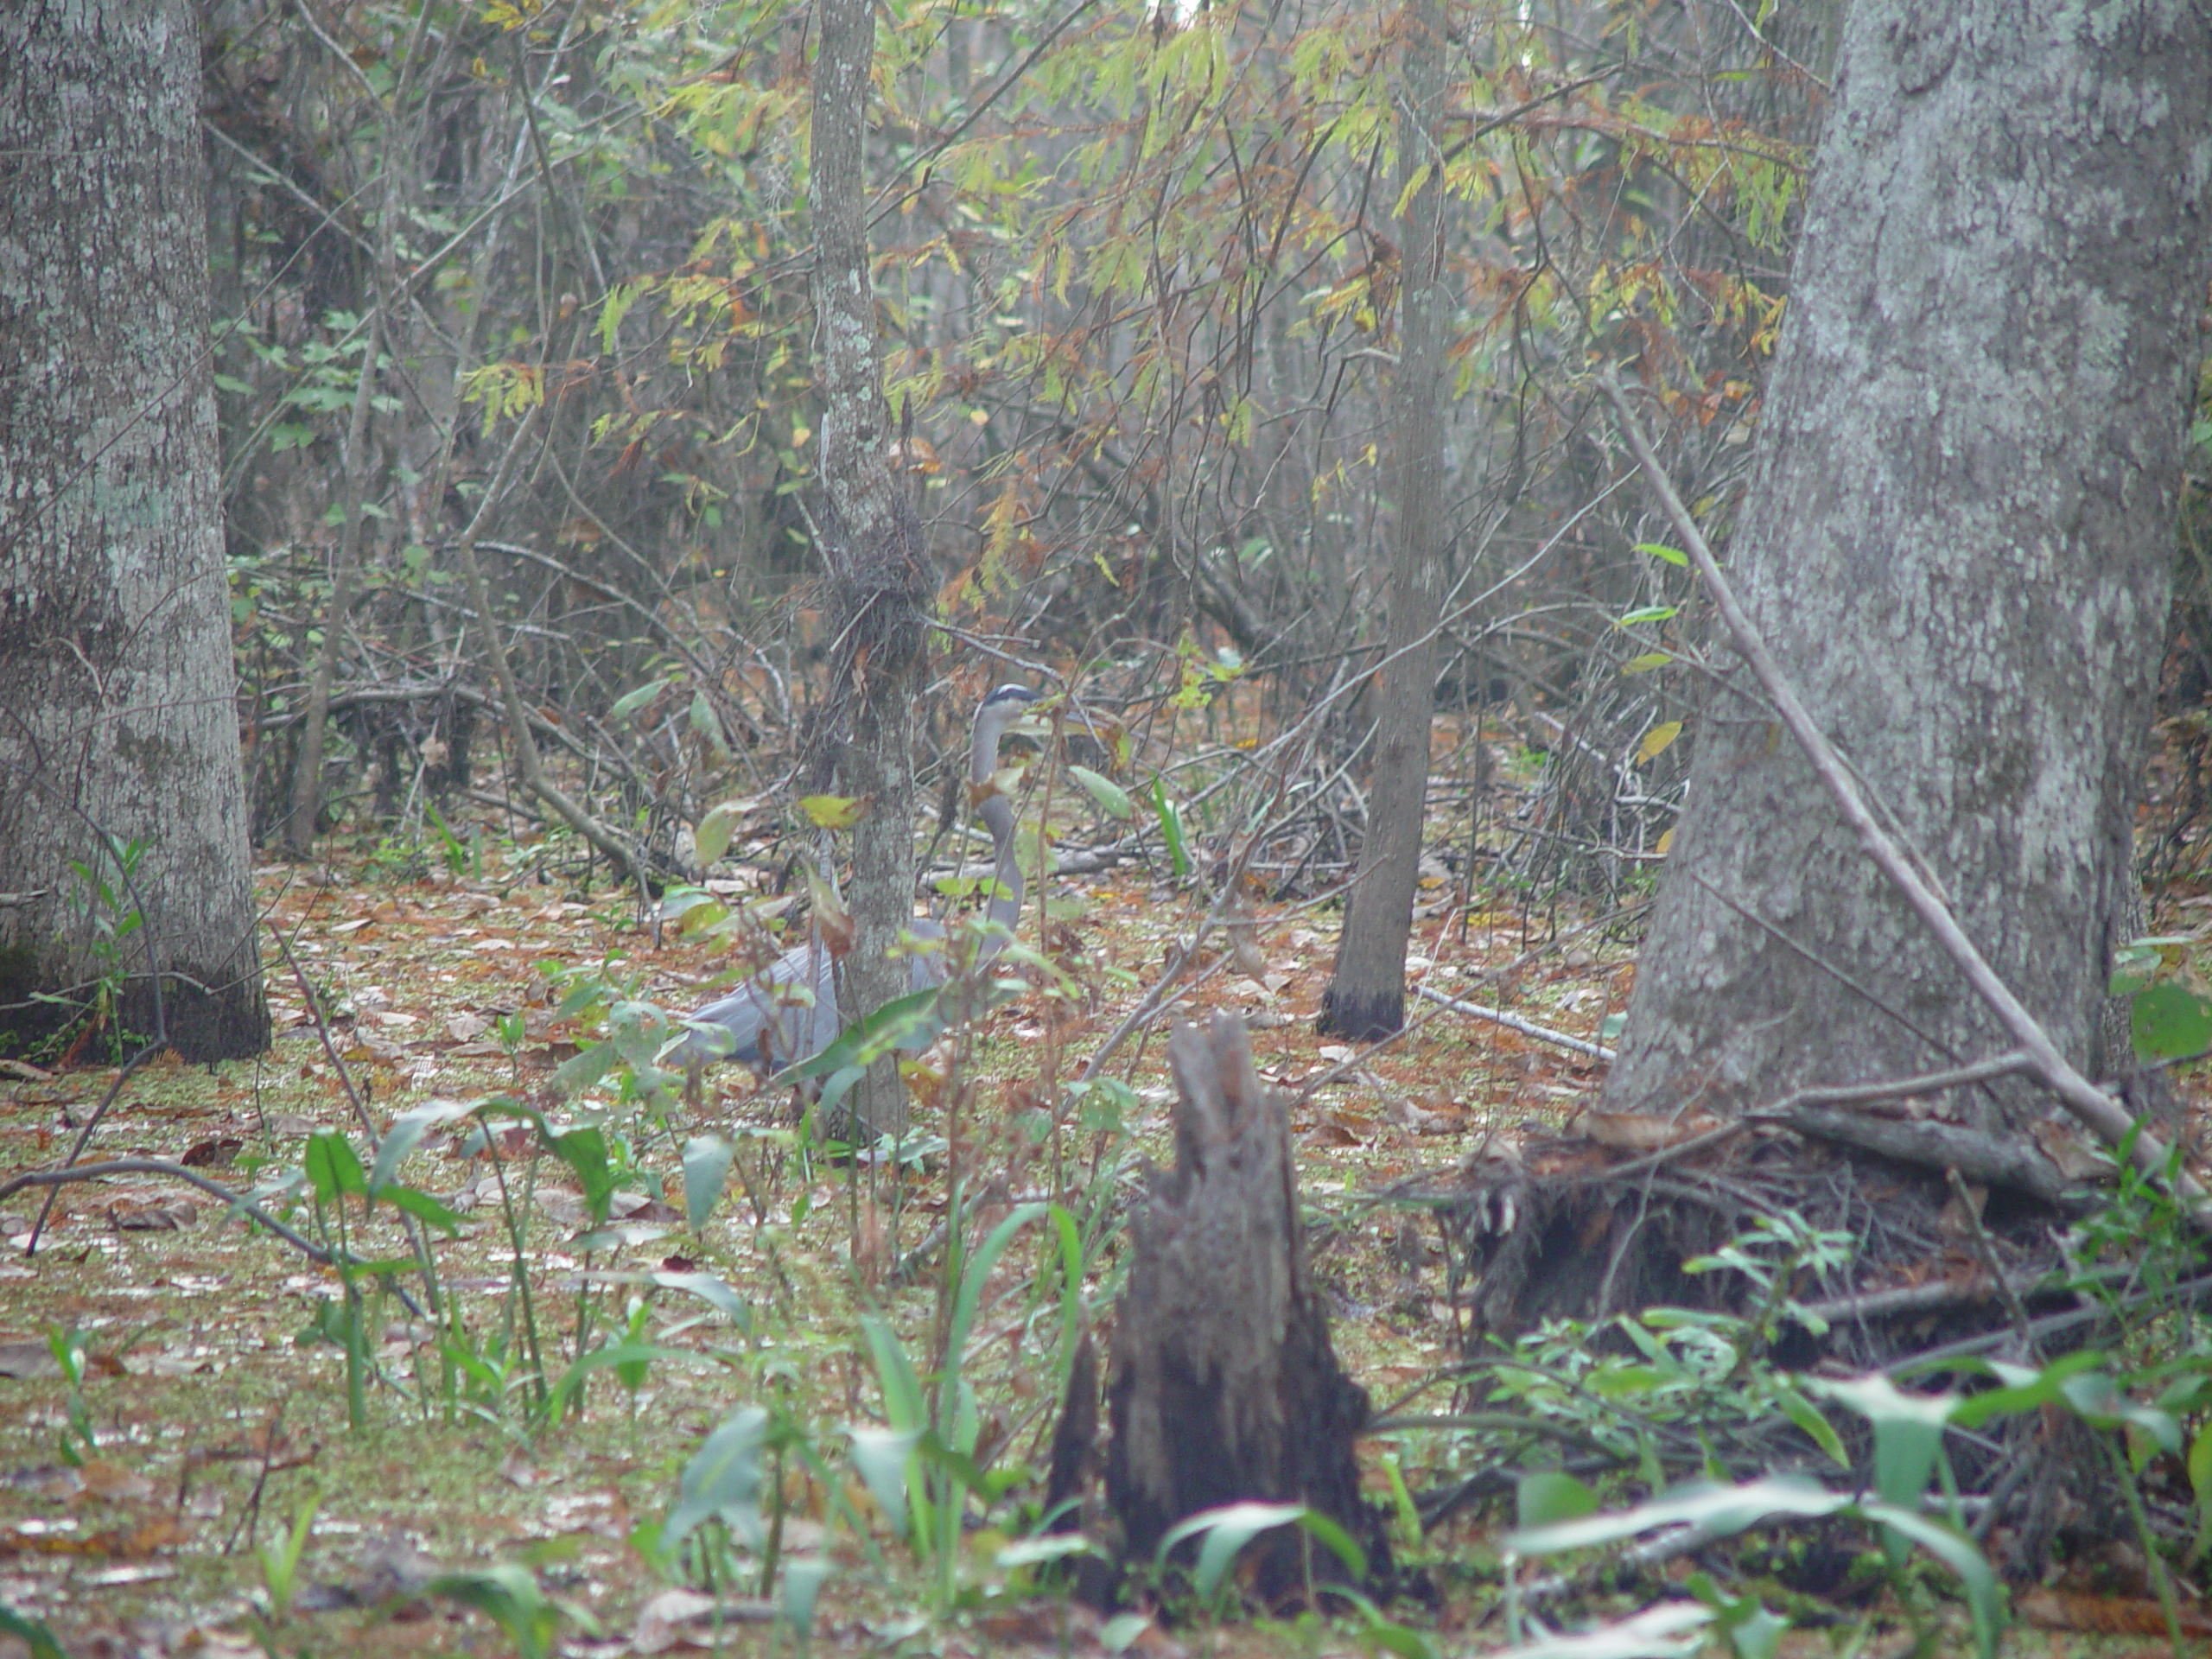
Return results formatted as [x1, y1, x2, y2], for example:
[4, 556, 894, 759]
[633, 1587, 777, 1652]
[2018, 1587, 2212, 1635]
[181, 1136, 242, 1168]
[1579, 1109, 1695, 1151]
[73, 1458, 156, 1502]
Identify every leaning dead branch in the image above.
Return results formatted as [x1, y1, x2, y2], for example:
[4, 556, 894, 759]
[1599, 369, 2205, 1215]
[0, 1159, 424, 1318]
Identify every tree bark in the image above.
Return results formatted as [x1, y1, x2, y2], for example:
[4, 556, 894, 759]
[0, 0, 269, 1064]
[1318, 0, 1450, 1040]
[811, 0, 931, 1141]
[1101, 1014, 1382, 1600]
[1605, 0, 2212, 1128]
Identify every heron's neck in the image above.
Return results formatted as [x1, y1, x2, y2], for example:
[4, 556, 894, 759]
[980, 793, 1021, 934]
[969, 709, 1022, 940]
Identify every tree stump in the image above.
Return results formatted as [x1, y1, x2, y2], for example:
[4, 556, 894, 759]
[1083, 1012, 1382, 1601]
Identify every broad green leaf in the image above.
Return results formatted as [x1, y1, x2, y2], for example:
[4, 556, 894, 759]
[369, 1098, 479, 1194]
[1620, 652, 1674, 675]
[1517, 1470, 1599, 1529]
[799, 792, 867, 830]
[2057, 1370, 2182, 1454]
[781, 1557, 832, 1635]
[379, 1183, 465, 1236]
[944, 1204, 1046, 1389]
[2132, 980, 2212, 1062]
[1510, 1474, 1846, 1555]
[1807, 1374, 1955, 1508]
[1633, 542, 1689, 567]
[861, 1316, 925, 1431]
[2189, 1417, 2212, 1561]
[1151, 778, 1189, 880]
[996, 1534, 1103, 1570]
[545, 1339, 690, 1420]
[1294, 1507, 1368, 1582]
[695, 800, 741, 868]
[663, 1406, 768, 1553]
[1068, 764, 1135, 819]
[848, 1426, 921, 1528]
[427, 1565, 560, 1659]
[1771, 1382, 1848, 1468]
[1856, 1503, 2004, 1659]
[609, 677, 670, 720]
[549, 1126, 613, 1224]
[1099, 1614, 1152, 1653]
[646, 1270, 749, 1326]
[304, 1129, 368, 1201]
[781, 988, 946, 1089]
[688, 691, 727, 757]
[1156, 1500, 1307, 1601]
[1945, 1350, 2108, 1428]
[551, 1039, 620, 1098]
[680, 1135, 733, 1229]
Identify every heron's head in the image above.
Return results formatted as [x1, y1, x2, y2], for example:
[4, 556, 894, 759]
[969, 684, 1042, 782]
[976, 683, 1040, 739]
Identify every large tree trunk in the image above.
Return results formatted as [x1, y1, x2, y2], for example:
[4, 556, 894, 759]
[1318, 0, 1450, 1041]
[810, 0, 931, 1141]
[1605, 0, 2212, 1129]
[0, 0, 270, 1065]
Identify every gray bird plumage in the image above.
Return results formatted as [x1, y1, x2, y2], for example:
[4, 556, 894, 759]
[673, 684, 1038, 1075]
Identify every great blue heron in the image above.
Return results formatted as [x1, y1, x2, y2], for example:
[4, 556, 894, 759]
[672, 683, 1039, 1077]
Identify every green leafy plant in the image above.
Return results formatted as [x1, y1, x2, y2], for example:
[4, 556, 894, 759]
[45, 1326, 93, 1466]
[1508, 1472, 2000, 1659]
[31, 834, 149, 1062]
[256, 1493, 320, 1620]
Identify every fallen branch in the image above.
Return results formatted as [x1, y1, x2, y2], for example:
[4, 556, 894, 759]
[1414, 983, 1616, 1061]
[1768, 1103, 2074, 1206]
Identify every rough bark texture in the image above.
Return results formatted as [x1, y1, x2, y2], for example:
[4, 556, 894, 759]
[0, 0, 269, 1063]
[1605, 0, 2212, 1128]
[1103, 1014, 1382, 1600]
[810, 0, 931, 1140]
[1319, 0, 1450, 1040]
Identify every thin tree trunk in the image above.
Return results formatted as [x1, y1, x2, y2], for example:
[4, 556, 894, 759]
[1604, 0, 2212, 1129]
[811, 0, 931, 1141]
[285, 310, 381, 854]
[0, 0, 269, 1063]
[1319, 0, 1450, 1040]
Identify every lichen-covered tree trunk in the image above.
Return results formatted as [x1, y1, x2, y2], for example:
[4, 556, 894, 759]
[1605, 0, 2212, 1127]
[1318, 0, 1450, 1040]
[0, 0, 269, 1064]
[810, 0, 930, 1140]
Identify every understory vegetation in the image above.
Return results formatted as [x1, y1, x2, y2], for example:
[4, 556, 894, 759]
[6, 713, 2212, 1656]
[5, 0, 2212, 1651]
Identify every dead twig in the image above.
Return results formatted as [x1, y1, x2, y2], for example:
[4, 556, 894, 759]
[0, 1158, 425, 1318]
